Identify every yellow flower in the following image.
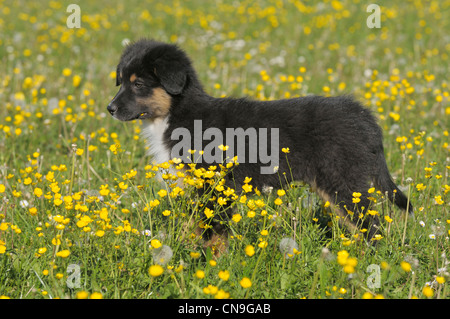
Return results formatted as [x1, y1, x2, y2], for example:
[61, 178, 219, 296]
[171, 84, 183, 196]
[422, 286, 434, 298]
[72, 75, 81, 87]
[0, 245, 6, 254]
[281, 147, 290, 153]
[62, 68, 72, 77]
[362, 292, 374, 299]
[0, 184, 5, 193]
[190, 251, 201, 259]
[34, 187, 43, 197]
[242, 184, 252, 193]
[148, 265, 164, 277]
[240, 277, 252, 289]
[436, 276, 445, 284]
[76, 291, 89, 299]
[23, 177, 32, 185]
[232, 214, 242, 223]
[337, 250, 349, 266]
[214, 289, 230, 299]
[245, 245, 255, 257]
[150, 239, 162, 249]
[277, 189, 286, 197]
[218, 270, 230, 281]
[29, 207, 38, 216]
[416, 183, 426, 191]
[95, 230, 105, 237]
[157, 189, 167, 197]
[243, 177, 252, 184]
[148, 199, 160, 209]
[56, 249, 70, 258]
[400, 261, 411, 272]
[204, 207, 214, 219]
[339, 287, 347, 294]
[195, 270, 205, 279]
[274, 198, 283, 205]
[217, 197, 227, 206]
[343, 264, 355, 274]
[38, 247, 47, 254]
[258, 240, 268, 249]
[117, 182, 128, 191]
[90, 292, 103, 299]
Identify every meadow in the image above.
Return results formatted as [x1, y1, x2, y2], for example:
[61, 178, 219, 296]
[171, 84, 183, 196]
[0, 0, 448, 299]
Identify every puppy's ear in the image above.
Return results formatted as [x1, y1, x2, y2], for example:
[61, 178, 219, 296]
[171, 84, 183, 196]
[115, 65, 121, 86]
[143, 44, 187, 95]
[153, 56, 187, 95]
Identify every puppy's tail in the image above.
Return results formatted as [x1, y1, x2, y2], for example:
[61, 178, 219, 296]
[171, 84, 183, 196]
[374, 152, 413, 214]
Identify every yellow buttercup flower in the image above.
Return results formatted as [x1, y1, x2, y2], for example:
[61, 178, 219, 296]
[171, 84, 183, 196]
[422, 286, 434, 298]
[240, 277, 252, 289]
[56, 249, 70, 258]
[90, 292, 103, 299]
[400, 261, 411, 272]
[195, 270, 205, 279]
[245, 245, 255, 257]
[150, 239, 162, 249]
[218, 270, 230, 281]
[148, 264, 164, 277]
[76, 291, 89, 299]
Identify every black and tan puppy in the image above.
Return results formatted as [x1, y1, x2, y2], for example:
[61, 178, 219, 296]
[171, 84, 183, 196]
[107, 39, 412, 249]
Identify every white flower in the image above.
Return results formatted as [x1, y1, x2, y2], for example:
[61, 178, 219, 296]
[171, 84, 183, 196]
[419, 221, 425, 227]
[429, 234, 436, 239]
[19, 200, 29, 208]
[141, 229, 151, 237]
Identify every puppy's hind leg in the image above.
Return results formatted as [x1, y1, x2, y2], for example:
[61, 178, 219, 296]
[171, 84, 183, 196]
[315, 186, 380, 241]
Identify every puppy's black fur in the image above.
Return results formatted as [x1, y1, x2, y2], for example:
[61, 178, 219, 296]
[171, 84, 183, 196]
[108, 39, 412, 243]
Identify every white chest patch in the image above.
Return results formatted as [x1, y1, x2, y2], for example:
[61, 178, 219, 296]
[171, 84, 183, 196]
[141, 117, 171, 165]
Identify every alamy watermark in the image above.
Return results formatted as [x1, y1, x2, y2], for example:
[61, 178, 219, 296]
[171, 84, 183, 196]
[367, 4, 381, 29]
[66, 263, 81, 289]
[170, 120, 279, 174]
[366, 264, 381, 289]
[66, 4, 81, 29]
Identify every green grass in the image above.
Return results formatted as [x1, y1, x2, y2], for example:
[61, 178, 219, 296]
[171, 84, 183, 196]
[0, 0, 448, 299]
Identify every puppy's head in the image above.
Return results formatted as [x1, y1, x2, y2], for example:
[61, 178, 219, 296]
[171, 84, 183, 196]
[107, 39, 190, 121]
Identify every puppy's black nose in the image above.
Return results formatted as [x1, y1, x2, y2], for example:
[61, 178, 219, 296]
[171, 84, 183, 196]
[107, 103, 118, 115]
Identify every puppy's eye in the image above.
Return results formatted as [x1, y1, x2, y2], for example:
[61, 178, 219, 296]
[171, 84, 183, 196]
[134, 82, 144, 88]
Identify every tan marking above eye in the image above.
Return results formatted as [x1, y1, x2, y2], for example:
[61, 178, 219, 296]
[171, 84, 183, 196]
[130, 74, 137, 83]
